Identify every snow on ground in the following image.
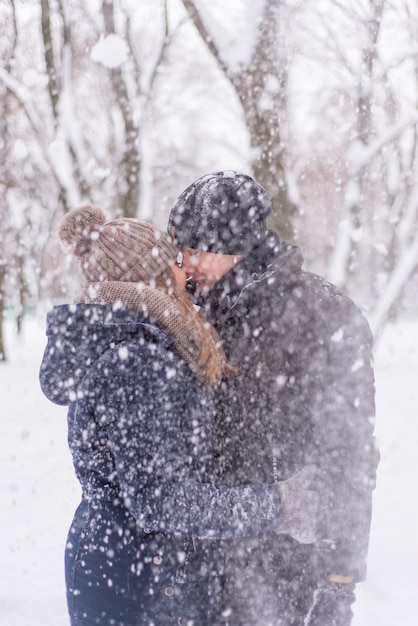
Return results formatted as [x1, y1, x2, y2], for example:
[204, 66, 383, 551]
[1, 311, 417, 625]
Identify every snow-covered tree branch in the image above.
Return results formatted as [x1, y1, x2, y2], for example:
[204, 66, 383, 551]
[1, 0, 418, 342]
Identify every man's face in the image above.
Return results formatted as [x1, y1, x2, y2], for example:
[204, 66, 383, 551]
[180, 248, 243, 295]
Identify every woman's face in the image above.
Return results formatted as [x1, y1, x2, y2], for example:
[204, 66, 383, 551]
[171, 263, 187, 291]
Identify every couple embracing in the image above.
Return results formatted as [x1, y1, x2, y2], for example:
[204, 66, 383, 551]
[40, 171, 378, 626]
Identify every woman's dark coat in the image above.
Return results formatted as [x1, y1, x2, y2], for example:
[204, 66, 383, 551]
[194, 232, 379, 625]
[39, 304, 281, 626]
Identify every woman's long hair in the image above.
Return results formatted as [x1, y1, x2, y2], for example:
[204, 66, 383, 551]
[80, 268, 235, 387]
[155, 267, 235, 387]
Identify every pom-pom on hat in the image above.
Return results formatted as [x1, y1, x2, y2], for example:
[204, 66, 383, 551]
[168, 170, 272, 254]
[59, 205, 179, 284]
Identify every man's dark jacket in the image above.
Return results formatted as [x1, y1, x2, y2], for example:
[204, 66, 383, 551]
[194, 232, 379, 625]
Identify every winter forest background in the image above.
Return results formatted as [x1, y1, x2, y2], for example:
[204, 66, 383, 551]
[1, 0, 418, 625]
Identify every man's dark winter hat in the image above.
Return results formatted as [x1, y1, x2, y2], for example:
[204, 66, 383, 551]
[168, 170, 272, 255]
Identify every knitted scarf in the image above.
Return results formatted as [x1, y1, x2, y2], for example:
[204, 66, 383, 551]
[78, 281, 232, 387]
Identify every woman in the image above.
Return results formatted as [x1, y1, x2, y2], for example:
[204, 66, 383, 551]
[39, 205, 316, 626]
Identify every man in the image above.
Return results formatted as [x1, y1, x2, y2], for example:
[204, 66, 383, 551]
[168, 171, 379, 626]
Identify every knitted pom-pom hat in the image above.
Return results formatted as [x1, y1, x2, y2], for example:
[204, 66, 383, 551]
[59, 205, 179, 284]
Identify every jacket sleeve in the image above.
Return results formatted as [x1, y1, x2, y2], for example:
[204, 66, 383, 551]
[90, 342, 281, 539]
[262, 286, 378, 582]
[306, 296, 379, 581]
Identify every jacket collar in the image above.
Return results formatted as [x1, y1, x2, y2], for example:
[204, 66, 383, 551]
[196, 231, 303, 319]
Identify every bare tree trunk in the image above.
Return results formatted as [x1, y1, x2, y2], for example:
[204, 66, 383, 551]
[0, 261, 6, 362]
[0, 94, 8, 361]
[233, 1, 296, 241]
[41, 0, 60, 120]
[181, 0, 296, 241]
[0, 0, 18, 361]
[16, 236, 30, 335]
[370, 234, 418, 343]
[329, 0, 385, 288]
[349, 0, 384, 269]
[41, 0, 90, 210]
[102, 0, 141, 219]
